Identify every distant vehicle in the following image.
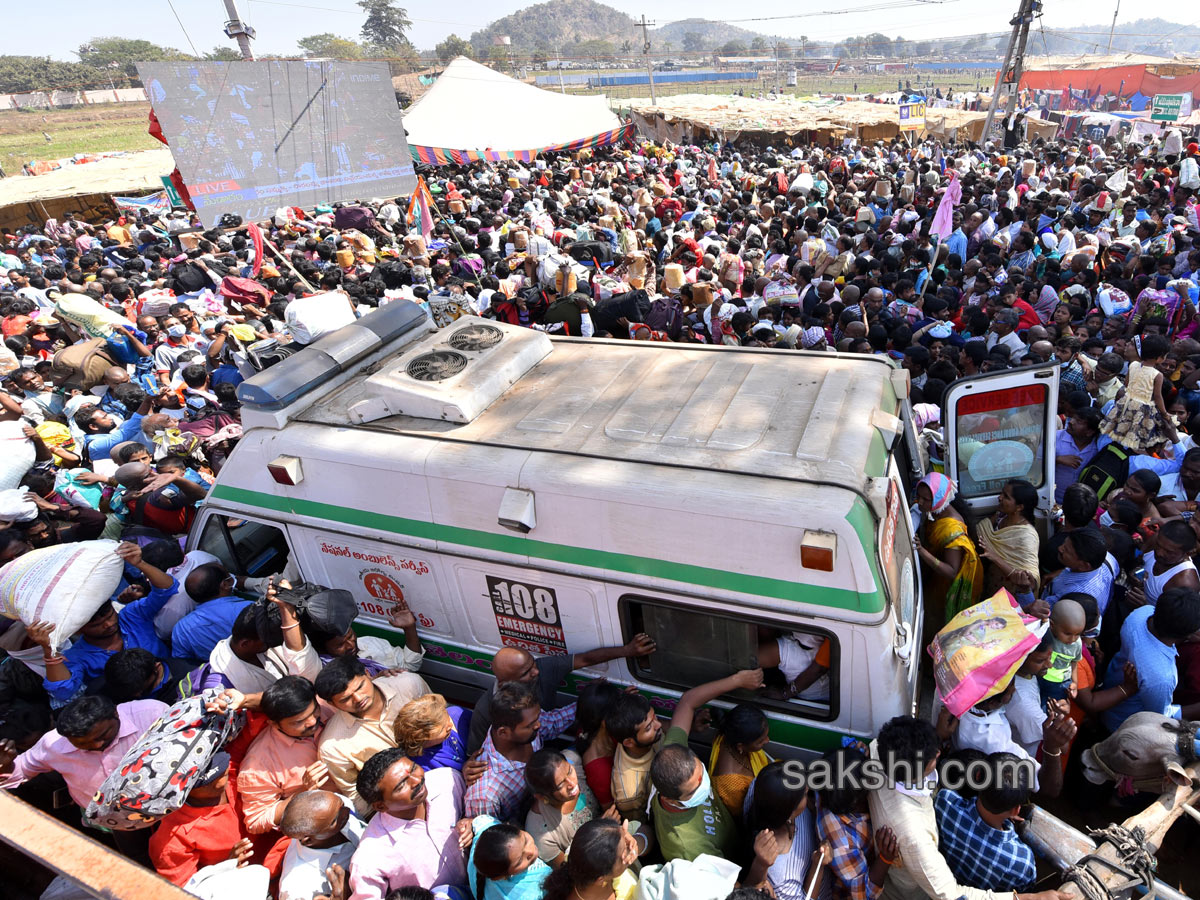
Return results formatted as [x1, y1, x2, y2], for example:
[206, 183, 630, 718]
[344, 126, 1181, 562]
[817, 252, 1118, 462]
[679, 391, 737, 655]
[655, 61, 680, 72]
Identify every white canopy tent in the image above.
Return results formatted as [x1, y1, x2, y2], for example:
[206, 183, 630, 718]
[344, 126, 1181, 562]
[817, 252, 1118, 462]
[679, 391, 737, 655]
[403, 57, 625, 163]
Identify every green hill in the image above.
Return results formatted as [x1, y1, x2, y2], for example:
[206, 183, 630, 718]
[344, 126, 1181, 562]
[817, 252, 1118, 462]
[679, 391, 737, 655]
[653, 19, 780, 53]
[468, 0, 636, 53]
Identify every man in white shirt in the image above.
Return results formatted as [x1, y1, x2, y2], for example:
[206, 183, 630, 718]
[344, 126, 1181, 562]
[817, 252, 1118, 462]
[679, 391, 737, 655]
[869, 716, 1070, 900]
[986, 309, 1027, 363]
[278, 790, 365, 900]
[1006, 639, 1053, 757]
[954, 679, 1043, 794]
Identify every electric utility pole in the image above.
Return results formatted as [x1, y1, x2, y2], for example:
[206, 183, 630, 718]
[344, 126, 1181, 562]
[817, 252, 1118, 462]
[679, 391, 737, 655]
[982, 0, 1040, 146]
[222, 0, 257, 61]
[636, 15, 657, 104]
[1106, 1, 1121, 54]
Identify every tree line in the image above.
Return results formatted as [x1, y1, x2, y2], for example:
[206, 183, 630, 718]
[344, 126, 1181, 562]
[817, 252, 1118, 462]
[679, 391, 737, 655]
[1, 0, 416, 95]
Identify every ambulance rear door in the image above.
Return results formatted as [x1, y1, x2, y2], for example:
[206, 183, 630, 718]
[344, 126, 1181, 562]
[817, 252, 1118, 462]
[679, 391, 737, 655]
[941, 363, 1059, 517]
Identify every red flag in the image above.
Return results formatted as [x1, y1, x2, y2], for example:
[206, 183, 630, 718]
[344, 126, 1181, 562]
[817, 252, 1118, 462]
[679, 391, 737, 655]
[777, 170, 788, 193]
[248, 223, 264, 277]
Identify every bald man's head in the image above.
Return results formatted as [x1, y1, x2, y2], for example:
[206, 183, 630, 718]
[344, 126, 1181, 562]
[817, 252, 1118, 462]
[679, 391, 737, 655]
[103, 367, 130, 388]
[491, 647, 538, 683]
[280, 790, 349, 847]
[141, 413, 172, 436]
[113, 461, 152, 490]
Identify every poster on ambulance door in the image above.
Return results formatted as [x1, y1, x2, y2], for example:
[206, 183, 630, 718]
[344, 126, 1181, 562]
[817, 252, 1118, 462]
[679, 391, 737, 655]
[485, 574, 568, 656]
[316, 538, 447, 634]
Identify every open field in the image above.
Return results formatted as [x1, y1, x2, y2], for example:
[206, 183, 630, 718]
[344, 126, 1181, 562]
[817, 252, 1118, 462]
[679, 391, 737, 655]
[0, 70, 989, 180]
[532, 69, 993, 102]
[0, 102, 157, 178]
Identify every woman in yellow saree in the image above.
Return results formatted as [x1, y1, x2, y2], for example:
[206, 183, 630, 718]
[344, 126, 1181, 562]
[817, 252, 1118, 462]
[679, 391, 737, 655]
[976, 479, 1042, 596]
[708, 704, 771, 819]
[915, 472, 983, 633]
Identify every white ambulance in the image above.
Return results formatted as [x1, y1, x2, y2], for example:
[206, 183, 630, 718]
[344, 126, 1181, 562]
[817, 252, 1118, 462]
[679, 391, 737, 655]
[192, 301, 1058, 754]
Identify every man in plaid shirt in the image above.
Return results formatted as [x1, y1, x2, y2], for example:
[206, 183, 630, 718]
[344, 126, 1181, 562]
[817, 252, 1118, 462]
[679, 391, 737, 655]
[463, 681, 576, 822]
[934, 753, 1036, 893]
[1054, 337, 1090, 394]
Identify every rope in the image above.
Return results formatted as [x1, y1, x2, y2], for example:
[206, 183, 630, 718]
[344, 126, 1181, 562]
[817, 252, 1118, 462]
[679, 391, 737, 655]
[1062, 824, 1158, 900]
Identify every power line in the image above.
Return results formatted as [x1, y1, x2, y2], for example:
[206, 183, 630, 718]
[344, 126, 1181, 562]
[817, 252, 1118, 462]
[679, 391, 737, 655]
[166, 0, 201, 57]
[719, 0, 961, 24]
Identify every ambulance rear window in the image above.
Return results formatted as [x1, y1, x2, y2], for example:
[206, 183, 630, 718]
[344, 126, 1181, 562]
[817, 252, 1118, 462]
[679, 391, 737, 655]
[619, 596, 837, 722]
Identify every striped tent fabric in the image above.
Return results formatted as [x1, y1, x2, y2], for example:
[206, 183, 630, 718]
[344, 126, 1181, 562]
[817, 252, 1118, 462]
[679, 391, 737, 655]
[410, 123, 636, 166]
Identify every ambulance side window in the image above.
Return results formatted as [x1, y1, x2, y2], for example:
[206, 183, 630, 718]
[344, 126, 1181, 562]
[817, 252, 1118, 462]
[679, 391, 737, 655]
[197, 515, 291, 578]
[620, 596, 837, 721]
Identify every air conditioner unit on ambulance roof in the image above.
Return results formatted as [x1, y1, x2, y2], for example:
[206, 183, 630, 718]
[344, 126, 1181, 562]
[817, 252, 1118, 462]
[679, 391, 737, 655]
[345, 316, 552, 425]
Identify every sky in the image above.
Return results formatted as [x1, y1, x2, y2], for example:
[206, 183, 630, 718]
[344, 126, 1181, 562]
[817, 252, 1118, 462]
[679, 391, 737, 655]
[7, 0, 1165, 60]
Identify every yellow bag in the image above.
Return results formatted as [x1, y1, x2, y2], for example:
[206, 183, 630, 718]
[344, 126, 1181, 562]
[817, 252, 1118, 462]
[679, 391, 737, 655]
[36, 422, 77, 466]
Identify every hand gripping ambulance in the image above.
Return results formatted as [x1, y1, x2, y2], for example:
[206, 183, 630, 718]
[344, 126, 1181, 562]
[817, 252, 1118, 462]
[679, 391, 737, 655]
[194, 300, 1059, 756]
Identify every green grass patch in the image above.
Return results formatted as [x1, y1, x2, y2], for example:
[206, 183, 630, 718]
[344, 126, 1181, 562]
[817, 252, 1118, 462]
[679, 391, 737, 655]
[0, 103, 158, 176]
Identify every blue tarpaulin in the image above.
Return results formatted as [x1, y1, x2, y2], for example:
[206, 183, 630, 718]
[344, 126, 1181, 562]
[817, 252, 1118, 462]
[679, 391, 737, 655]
[591, 71, 757, 88]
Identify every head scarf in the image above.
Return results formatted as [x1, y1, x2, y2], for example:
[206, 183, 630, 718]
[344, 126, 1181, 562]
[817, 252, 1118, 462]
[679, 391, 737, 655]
[800, 326, 826, 349]
[919, 472, 957, 513]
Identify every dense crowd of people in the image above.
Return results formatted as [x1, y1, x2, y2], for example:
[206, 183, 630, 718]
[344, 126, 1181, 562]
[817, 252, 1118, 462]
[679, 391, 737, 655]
[0, 123, 1198, 900]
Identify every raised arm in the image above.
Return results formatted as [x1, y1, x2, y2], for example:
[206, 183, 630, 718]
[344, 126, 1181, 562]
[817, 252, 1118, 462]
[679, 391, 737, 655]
[268, 578, 305, 653]
[669, 668, 764, 735]
[117, 540, 174, 590]
[572, 633, 657, 670]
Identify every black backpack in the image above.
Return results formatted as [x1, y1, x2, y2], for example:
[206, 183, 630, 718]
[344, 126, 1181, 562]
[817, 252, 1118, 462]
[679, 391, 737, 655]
[566, 240, 614, 265]
[517, 285, 550, 323]
[1077, 444, 1130, 502]
[593, 289, 652, 336]
[171, 261, 208, 294]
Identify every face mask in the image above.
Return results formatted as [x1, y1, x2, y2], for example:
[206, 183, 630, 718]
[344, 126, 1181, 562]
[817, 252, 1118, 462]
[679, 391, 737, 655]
[678, 766, 712, 809]
[167, 324, 187, 338]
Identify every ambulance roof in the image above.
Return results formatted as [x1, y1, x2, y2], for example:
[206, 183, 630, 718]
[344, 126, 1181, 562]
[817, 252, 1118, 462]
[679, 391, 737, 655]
[290, 327, 903, 491]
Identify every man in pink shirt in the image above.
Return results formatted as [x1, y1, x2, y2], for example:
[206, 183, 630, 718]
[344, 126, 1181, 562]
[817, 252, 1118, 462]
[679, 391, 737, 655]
[0, 694, 167, 861]
[237, 675, 333, 835]
[348, 748, 471, 899]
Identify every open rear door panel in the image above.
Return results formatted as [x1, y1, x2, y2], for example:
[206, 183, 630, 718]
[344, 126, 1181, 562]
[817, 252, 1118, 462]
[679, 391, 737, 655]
[941, 364, 1059, 516]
